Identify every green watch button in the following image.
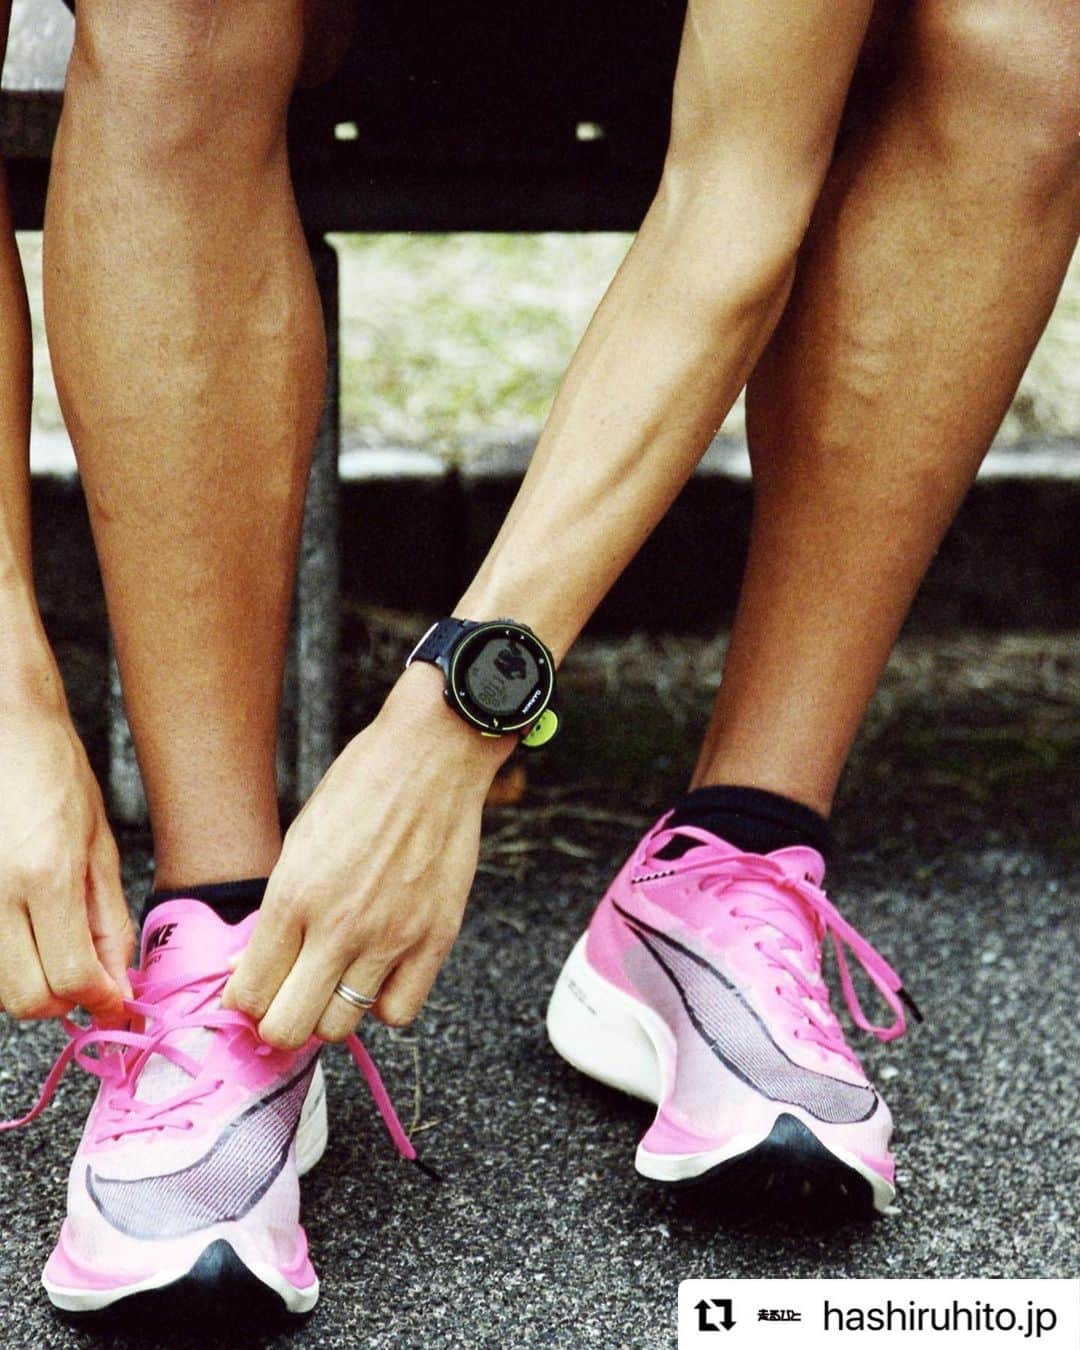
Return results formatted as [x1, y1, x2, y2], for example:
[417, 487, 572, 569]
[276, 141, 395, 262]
[522, 708, 559, 749]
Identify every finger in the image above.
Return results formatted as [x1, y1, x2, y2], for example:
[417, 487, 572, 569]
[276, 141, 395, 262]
[262, 941, 389, 1051]
[222, 890, 302, 1022]
[30, 874, 127, 1022]
[314, 950, 393, 1043]
[0, 903, 70, 1021]
[372, 927, 458, 1030]
[86, 827, 135, 1001]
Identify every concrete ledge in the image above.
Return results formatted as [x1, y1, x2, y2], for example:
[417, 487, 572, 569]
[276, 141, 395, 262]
[454, 436, 1080, 630]
[30, 434, 1080, 636]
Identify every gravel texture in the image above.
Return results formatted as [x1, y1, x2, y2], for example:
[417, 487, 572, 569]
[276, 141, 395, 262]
[0, 630, 1076, 1347]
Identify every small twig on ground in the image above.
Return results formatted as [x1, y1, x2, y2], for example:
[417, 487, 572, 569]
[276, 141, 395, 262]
[482, 837, 543, 856]
[550, 836, 599, 859]
[491, 909, 528, 934]
[475, 861, 524, 879]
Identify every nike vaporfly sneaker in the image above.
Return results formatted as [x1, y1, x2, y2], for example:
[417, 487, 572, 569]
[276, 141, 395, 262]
[547, 818, 918, 1215]
[1, 899, 417, 1315]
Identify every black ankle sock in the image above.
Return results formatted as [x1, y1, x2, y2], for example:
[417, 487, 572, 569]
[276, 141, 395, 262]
[142, 876, 269, 928]
[657, 785, 833, 861]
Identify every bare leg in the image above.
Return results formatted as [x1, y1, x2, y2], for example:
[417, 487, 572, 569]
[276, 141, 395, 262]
[45, 0, 328, 886]
[693, 0, 1080, 813]
[0, 6, 31, 574]
[0, 3, 132, 1022]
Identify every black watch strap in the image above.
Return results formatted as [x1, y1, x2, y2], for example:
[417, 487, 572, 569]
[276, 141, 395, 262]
[406, 617, 474, 670]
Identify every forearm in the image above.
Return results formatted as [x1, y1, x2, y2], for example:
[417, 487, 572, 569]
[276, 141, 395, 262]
[453, 0, 874, 660]
[381, 174, 799, 759]
[0, 158, 57, 709]
[454, 175, 796, 661]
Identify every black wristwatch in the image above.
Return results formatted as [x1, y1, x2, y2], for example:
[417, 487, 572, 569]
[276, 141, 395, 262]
[405, 617, 560, 749]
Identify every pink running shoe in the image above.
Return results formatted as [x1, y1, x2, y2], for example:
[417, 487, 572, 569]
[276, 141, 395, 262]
[1, 899, 418, 1315]
[547, 818, 917, 1215]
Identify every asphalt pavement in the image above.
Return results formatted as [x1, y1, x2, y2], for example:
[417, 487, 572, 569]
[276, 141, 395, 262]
[0, 632, 1076, 1348]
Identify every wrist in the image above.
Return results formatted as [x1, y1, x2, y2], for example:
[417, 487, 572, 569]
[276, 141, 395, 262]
[0, 589, 66, 717]
[379, 663, 517, 774]
[453, 588, 574, 668]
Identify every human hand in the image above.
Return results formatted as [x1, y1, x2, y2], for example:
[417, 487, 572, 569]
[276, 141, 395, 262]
[0, 696, 134, 1026]
[223, 665, 511, 1048]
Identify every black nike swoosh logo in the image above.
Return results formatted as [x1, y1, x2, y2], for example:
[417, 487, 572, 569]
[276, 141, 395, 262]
[613, 900, 877, 1125]
[87, 1056, 318, 1240]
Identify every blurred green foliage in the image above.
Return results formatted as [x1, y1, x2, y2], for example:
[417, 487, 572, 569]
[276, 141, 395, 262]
[18, 232, 1079, 455]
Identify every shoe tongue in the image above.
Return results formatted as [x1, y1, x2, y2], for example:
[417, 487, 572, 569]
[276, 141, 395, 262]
[652, 828, 745, 863]
[140, 898, 257, 981]
[133, 900, 258, 1108]
[653, 830, 826, 887]
[767, 845, 826, 889]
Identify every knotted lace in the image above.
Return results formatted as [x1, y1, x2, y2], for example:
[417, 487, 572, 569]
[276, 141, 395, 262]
[644, 825, 919, 1066]
[0, 965, 419, 1164]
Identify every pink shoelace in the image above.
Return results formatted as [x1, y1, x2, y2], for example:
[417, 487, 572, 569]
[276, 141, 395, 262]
[645, 827, 921, 1067]
[0, 965, 422, 1168]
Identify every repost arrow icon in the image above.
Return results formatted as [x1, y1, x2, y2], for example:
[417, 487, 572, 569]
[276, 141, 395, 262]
[695, 1298, 736, 1332]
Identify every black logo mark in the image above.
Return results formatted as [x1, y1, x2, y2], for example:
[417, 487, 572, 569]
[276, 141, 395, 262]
[145, 922, 178, 957]
[696, 1299, 736, 1332]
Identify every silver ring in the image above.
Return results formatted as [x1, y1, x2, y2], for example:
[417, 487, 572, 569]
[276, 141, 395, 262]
[333, 979, 378, 1010]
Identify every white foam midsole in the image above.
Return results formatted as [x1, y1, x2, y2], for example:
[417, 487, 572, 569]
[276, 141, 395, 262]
[546, 933, 895, 1211]
[297, 1060, 328, 1177]
[43, 1253, 319, 1315]
[547, 934, 668, 1104]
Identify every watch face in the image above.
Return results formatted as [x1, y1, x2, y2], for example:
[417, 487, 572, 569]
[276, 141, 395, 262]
[464, 637, 539, 714]
[451, 625, 554, 731]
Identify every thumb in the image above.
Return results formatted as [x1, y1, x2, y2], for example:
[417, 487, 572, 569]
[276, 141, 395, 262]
[86, 827, 135, 1001]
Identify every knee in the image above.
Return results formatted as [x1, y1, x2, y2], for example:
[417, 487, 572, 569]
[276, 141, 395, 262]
[914, 0, 1079, 200]
[66, 0, 307, 162]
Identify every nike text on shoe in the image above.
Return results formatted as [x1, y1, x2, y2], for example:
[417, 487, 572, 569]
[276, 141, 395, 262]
[1, 899, 420, 1316]
[547, 818, 919, 1217]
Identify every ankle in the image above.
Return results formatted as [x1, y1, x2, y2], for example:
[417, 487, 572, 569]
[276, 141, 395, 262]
[143, 876, 269, 927]
[663, 784, 833, 860]
[151, 835, 282, 893]
[692, 760, 835, 819]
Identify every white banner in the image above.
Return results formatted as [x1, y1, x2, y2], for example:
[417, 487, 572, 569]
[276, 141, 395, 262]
[678, 1279, 1078, 1350]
